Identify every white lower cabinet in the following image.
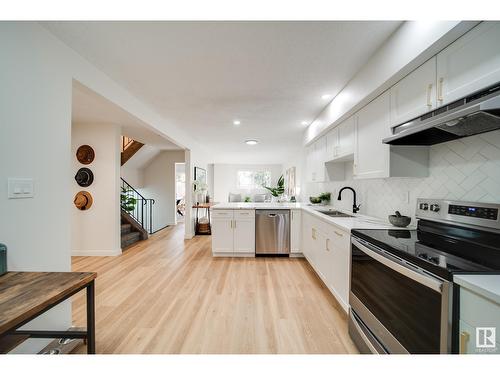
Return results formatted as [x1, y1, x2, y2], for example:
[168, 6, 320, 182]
[458, 286, 500, 354]
[211, 210, 234, 254]
[290, 209, 301, 253]
[301, 211, 350, 312]
[211, 209, 255, 256]
[233, 210, 255, 254]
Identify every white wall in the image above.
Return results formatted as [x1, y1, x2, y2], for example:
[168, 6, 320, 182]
[0, 22, 73, 353]
[71, 123, 121, 256]
[0, 22, 211, 352]
[213, 164, 283, 203]
[121, 163, 143, 188]
[139, 150, 185, 231]
[305, 21, 478, 144]
[304, 130, 500, 222]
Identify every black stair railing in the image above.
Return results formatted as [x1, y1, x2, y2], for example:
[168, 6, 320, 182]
[120, 177, 155, 234]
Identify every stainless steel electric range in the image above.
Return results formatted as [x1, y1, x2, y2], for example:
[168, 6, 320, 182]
[349, 198, 500, 354]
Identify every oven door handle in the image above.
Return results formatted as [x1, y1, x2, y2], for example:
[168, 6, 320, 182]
[352, 237, 443, 293]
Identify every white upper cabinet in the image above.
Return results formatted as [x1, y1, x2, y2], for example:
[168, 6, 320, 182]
[325, 127, 338, 161]
[305, 144, 315, 183]
[437, 22, 500, 106]
[354, 91, 392, 179]
[336, 116, 355, 158]
[390, 57, 437, 127]
[326, 116, 355, 161]
[306, 137, 327, 183]
[354, 90, 429, 179]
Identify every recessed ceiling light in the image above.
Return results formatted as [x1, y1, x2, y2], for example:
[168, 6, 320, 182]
[233, 120, 241, 126]
[321, 94, 332, 100]
[301, 121, 309, 126]
[245, 139, 258, 146]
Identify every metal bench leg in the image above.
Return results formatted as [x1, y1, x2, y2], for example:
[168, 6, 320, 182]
[86, 280, 95, 354]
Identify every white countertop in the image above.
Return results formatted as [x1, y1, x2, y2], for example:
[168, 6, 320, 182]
[211, 202, 413, 232]
[212, 202, 303, 210]
[454, 274, 500, 305]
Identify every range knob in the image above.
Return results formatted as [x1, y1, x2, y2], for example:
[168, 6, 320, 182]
[430, 204, 440, 212]
[419, 203, 429, 210]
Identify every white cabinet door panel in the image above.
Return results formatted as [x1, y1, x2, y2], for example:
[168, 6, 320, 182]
[211, 216, 234, 253]
[337, 116, 355, 157]
[354, 91, 391, 179]
[329, 228, 350, 308]
[437, 22, 500, 105]
[233, 217, 255, 253]
[390, 57, 437, 127]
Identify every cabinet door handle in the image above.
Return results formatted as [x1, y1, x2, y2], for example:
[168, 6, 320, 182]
[326, 238, 330, 251]
[312, 228, 316, 240]
[234, 220, 236, 229]
[426, 83, 433, 107]
[230, 220, 233, 229]
[460, 331, 470, 354]
[438, 77, 444, 102]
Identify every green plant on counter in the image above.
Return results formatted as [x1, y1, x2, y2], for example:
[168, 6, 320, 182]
[121, 187, 137, 212]
[263, 175, 285, 197]
[318, 192, 331, 202]
[244, 196, 251, 203]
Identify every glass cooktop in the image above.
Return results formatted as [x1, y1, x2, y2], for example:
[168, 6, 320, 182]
[352, 219, 500, 280]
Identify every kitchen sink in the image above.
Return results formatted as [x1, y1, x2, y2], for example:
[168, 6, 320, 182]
[317, 210, 354, 218]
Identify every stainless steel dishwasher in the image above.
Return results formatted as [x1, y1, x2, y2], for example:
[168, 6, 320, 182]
[255, 210, 290, 255]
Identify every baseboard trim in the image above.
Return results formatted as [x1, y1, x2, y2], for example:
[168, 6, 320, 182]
[71, 248, 122, 257]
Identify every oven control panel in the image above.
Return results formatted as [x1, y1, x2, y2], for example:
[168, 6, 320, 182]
[448, 204, 498, 220]
[416, 199, 500, 230]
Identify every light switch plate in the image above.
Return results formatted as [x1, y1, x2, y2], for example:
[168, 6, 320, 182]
[8, 178, 34, 199]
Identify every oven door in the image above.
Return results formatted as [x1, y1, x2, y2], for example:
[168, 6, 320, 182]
[349, 236, 452, 354]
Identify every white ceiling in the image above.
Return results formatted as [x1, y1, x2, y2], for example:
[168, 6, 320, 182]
[49, 21, 402, 163]
[72, 81, 181, 150]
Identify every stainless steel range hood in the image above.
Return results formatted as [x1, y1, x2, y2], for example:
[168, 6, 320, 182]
[383, 83, 500, 145]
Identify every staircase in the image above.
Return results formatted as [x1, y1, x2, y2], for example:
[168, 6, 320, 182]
[121, 221, 142, 249]
[120, 136, 154, 249]
[121, 136, 144, 166]
[120, 178, 155, 249]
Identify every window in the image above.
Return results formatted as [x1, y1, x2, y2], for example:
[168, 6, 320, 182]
[237, 170, 271, 189]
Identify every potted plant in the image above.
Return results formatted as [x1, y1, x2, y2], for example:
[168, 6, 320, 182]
[263, 175, 285, 202]
[318, 192, 331, 205]
[193, 180, 208, 204]
[121, 187, 137, 213]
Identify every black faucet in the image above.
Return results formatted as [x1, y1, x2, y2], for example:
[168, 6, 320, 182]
[337, 186, 360, 213]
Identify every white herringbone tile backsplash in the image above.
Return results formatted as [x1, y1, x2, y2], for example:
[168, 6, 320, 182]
[304, 130, 500, 221]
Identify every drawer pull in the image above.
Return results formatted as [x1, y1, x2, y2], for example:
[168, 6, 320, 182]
[460, 331, 470, 354]
[334, 231, 344, 237]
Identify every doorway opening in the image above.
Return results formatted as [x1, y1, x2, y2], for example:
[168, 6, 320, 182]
[175, 163, 186, 224]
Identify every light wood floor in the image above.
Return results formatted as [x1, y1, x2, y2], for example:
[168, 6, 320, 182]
[71, 223, 357, 354]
